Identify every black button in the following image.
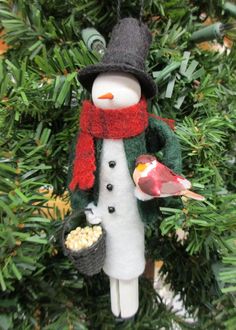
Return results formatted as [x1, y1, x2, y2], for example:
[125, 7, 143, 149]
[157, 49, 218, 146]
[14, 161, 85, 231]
[106, 184, 113, 191]
[108, 206, 115, 213]
[109, 161, 116, 168]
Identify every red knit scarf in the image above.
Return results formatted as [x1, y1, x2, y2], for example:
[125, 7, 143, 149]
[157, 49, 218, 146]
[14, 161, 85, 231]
[69, 97, 148, 191]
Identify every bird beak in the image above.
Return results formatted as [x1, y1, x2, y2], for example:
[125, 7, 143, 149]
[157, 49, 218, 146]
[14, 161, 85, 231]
[136, 163, 148, 172]
[98, 92, 114, 99]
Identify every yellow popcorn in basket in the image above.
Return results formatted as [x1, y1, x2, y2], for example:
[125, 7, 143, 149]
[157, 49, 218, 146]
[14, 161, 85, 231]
[65, 225, 102, 252]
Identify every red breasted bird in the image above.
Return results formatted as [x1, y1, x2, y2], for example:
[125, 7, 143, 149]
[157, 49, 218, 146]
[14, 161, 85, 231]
[133, 154, 205, 201]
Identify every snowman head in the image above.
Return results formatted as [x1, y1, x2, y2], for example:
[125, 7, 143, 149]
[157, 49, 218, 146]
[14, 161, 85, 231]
[91, 72, 141, 110]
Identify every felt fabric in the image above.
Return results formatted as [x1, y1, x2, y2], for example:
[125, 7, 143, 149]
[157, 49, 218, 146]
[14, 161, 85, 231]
[78, 18, 157, 99]
[69, 116, 182, 225]
[95, 139, 145, 280]
[149, 114, 175, 131]
[69, 98, 148, 191]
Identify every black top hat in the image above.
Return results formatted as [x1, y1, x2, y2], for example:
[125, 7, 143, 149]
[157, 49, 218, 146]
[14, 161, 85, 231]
[78, 17, 157, 99]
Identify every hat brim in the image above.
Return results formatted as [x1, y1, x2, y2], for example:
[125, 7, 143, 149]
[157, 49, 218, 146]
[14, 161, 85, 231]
[78, 63, 157, 99]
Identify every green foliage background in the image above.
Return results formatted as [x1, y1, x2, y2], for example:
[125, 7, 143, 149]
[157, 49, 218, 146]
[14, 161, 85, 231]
[0, 0, 236, 329]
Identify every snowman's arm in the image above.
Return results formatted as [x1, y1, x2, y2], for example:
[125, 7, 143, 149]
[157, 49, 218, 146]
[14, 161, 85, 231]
[146, 117, 182, 174]
[69, 188, 93, 210]
[145, 117, 183, 209]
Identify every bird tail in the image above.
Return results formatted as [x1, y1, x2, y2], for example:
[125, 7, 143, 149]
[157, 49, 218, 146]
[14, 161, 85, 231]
[183, 190, 205, 201]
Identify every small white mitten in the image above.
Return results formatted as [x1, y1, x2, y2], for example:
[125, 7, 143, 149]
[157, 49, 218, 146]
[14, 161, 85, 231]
[85, 202, 102, 225]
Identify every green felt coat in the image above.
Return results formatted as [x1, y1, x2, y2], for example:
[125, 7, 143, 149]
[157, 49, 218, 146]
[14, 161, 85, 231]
[69, 116, 182, 224]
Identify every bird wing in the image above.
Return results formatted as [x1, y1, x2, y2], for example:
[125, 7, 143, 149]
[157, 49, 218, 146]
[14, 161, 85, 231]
[138, 176, 160, 196]
[154, 162, 180, 182]
[154, 162, 191, 191]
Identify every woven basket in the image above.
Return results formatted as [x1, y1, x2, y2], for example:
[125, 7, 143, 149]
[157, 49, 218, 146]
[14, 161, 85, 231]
[61, 210, 106, 276]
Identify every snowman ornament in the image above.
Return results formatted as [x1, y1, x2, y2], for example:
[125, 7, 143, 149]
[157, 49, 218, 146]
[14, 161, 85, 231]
[69, 18, 182, 319]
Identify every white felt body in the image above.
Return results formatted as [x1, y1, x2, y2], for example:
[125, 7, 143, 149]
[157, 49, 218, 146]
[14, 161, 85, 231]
[96, 139, 145, 280]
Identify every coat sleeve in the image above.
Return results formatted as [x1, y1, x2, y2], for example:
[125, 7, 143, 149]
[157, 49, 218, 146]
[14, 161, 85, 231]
[145, 117, 183, 209]
[146, 117, 182, 173]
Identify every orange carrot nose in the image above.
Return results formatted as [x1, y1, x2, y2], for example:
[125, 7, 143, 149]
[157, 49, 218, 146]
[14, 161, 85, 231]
[98, 92, 114, 99]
